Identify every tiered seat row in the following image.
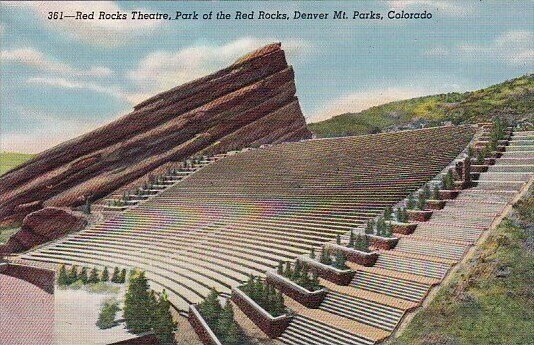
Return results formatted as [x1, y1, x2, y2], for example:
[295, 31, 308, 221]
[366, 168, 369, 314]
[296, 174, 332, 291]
[19, 127, 474, 328]
[277, 127, 532, 345]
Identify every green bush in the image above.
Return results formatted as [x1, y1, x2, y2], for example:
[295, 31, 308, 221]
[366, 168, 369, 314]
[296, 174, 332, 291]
[57, 265, 69, 286]
[152, 291, 177, 345]
[432, 185, 441, 200]
[241, 276, 286, 317]
[279, 261, 322, 291]
[123, 270, 154, 334]
[365, 219, 375, 234]
[96, 299, 120, 329]
[353, 234, 370, 253]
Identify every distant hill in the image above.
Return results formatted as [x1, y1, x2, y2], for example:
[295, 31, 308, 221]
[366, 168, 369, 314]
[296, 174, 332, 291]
[0, 152, 34, 176]
[309, 74, 534, 138]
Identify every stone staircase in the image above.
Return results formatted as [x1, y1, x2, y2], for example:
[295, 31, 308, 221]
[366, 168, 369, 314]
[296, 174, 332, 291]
[277, 315, 375, 345]
[277, 129, 533, 345]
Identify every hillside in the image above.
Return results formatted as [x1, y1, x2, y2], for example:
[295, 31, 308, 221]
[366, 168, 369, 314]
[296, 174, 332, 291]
[390, 186, 533, 345]
[309, 74, 534, 138]
[0, 152, 34, 176]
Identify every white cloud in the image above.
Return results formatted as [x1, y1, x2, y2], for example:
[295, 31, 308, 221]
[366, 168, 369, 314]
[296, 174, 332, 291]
[2, 47, 113, 77]
[458, 30, 534, 66]
[126, 37, 312, 102]
[387, 1, 472, 15]
[309, 87, 437, 123]
[1, 108, 109, 153]
[424, 46, 449, 56]
[26, 77, 126, 100]
[3, 1, 160, 46]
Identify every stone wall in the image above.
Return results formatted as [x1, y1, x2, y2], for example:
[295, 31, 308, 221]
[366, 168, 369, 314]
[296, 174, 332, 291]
[231, 287, 292, 338]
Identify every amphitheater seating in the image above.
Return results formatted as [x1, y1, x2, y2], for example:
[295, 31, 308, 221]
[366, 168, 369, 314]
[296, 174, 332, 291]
[274, 129, 533, 345]
[18, 126, 474, 314]
[18, 125, 515, 345]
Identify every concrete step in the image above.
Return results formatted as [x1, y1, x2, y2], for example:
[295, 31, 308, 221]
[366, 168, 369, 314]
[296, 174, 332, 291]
[278, 315, 375, 345]
[319, 291, 404, 331]
[478, 172, 532, 181]
[350, 270, 430, 303]
[505, 145, 534, 152]
[488, 165, 534, 172]
[375, 253, 451, 280]
[395, 238, 468, 261]
[474, 180, 525, 191]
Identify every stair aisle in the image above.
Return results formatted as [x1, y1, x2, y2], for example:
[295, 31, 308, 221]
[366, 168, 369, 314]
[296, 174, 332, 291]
[277, 129, 532, 345]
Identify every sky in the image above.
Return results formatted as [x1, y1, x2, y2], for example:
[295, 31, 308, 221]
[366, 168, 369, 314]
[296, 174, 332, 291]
[1, 1, 533, 153]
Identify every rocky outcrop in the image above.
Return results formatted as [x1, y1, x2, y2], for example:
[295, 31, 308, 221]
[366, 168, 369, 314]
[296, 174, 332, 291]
[0, 43, 311, 225]
[1, 207, 87, 254]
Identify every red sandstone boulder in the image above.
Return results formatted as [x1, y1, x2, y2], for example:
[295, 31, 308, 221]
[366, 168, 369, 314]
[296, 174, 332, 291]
[0, 43, 311, 225]
[0, 207, 87, 254]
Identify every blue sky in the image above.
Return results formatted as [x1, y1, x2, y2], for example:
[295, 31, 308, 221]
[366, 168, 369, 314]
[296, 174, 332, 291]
[1, 1, 532, 153]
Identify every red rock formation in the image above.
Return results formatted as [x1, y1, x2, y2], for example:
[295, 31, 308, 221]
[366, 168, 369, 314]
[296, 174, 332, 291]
[1, 207, 87, 254]
[0, 43, 311, 224]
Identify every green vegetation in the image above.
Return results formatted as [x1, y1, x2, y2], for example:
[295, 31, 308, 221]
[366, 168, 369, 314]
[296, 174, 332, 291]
[372, 217, 393, 237]
[198, 289, 242, 345]
[309, 74, 533, 138]
[97, 299, 120, 329]
[152, 291, 178, 345]
[391, 188, 534, 345]
[441, 170, 455, 190]
[123, 270, 177, 341]
[241, 275, 287, 317]
[352, 234, 371, 253]
[123, 270, 154, 333]
[57, 265, 126, 287]
[395, 207, 409, 223]
[278, 260, 322, 291]
[0, 226, 19, 244]
[0, 152, 34, 176]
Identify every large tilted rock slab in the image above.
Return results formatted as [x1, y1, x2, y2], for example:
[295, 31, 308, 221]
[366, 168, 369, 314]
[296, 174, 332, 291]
[0, 43, 312, 225]
[1, 207, 87, 254]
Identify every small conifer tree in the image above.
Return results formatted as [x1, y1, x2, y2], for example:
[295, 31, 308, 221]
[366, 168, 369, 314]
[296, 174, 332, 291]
[57, 265, 69, 286]
[365, 220, 375, 234]
[96, 299, 120, 329]
[68, 265, 78, 285]
[422, 184, 431, 200]
[89, 267, 100, 284]
[407, 194, 416, 210]
[333, 251, 347, 270]
[309, 247, 316, 260]
[111, 267, 120, 283]
[151, 291, 177, 345]
[336, 234, 341, 245]
[477, 149, 485, 164]
[395, 208, 403, 223]
[284, 261, 292, 278]
[384, 206, 393, 220]
[80, 267, 88, 284]
[348, 230, 355, 247]
[119, 269, 127, 283]
[433, 185, 441, 200]
[417, 193, 427, 210]
[101, 267, 110, 282]
[277, 261, 284, 275]
[124, 271, 155, 334]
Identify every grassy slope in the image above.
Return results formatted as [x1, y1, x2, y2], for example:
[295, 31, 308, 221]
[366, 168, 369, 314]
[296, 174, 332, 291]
[309, 74, 534, 138]
[0, 152, 34, 175]
[390, 188, 534, 345]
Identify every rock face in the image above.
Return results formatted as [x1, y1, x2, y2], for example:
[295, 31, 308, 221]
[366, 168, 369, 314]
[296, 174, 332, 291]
[1, 207, 87, 253]
[0, 43, 312, 225]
